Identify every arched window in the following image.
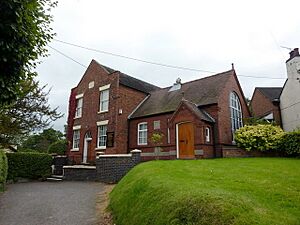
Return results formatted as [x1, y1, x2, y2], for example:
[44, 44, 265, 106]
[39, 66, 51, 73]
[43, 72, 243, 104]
[230, 92, 243, 135]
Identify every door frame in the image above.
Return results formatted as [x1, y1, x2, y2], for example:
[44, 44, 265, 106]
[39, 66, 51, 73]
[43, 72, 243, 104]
[83, 131, 92, 163]
[176, 121, 194, 159]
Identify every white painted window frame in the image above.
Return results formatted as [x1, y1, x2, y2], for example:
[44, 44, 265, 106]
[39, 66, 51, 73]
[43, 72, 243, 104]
[205, 127, 210, 143]
[96, 120, 109, 149]
[72, 126, 81, 151]
[137, 122, 148, 145]
[75, 97, 83, 118]
[99, 87, 110, 113]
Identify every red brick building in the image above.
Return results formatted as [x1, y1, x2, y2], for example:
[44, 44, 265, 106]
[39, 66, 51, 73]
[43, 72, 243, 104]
[250, 87, 282, 126]
[66, 60, 250, 163]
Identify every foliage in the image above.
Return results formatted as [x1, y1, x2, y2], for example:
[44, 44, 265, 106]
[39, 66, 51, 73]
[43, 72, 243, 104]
[234, 124, 284, 151]
[0, 0, 57, 104]
[20, 128, 64, 153]
[150, 132, 164, 145]
[278, 130, 300, 156]
[48, 139, 67, 155]
[6, 152, 52, 181]
[0, 79, 62, 148]
[109, 159, 300, 225]
[0, 150, 8, 192]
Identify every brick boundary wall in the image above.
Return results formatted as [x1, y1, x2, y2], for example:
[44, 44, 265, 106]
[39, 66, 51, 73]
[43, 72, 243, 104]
[222, 146, 279, 157]
[63, 165, 97, 181]
[96, 149, 141, 183]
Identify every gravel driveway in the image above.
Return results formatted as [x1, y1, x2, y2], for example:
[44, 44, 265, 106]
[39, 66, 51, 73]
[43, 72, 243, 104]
[0, 181, 105, 225]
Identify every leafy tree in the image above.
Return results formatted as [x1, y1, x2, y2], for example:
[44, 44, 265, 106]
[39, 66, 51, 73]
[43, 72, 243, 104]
[48, 139, 68, 155]
[21, 128, 64, 153]
[0, 79, 62, 148]
[0, 0, 57, 104]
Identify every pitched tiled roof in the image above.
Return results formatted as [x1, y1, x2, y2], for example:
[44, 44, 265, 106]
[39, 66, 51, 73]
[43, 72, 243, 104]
[182, 100, 215, 123]
[97, 61, 160, 93]
[257, 87, 282, 101]
[130, 70, 233, 118]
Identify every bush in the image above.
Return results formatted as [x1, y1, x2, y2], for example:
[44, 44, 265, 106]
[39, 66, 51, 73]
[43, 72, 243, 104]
[6, 152, 52, 181]
[0, 150, 8, 191]
[278, 130, 300, 156]
[48, 139, 67, 155]
[234, 124, 284, 151]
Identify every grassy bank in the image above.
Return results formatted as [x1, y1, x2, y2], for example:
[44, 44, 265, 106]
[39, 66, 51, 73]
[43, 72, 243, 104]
[109, 158, 300, 225]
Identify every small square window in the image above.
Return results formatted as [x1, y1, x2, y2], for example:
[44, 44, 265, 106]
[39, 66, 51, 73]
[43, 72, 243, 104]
[153, 120, 160, 130]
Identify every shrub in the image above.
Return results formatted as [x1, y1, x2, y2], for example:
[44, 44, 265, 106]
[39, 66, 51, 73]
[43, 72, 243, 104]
[48, 139, 67, 155]
[278, 130, 300, 156]
[0, 150, 8, 191]
[6, 152, 52, 181]
[234, 124, 284, 151]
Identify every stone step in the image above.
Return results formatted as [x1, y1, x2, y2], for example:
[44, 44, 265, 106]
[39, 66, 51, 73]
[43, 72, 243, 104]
[46, 177, 63, 182]
[51, 175, 64, 179]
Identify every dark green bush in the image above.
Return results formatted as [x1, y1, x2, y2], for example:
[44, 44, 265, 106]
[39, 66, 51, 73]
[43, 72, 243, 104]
[278, 130, 300, 156]
[0, 150, 8, 191]
[48, 139, 67, 155]
[6, 152, 52, 181]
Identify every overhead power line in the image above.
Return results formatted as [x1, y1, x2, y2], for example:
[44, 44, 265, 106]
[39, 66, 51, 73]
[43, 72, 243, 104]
[48, 45, 87, 68]
[52, 39, 287, 80]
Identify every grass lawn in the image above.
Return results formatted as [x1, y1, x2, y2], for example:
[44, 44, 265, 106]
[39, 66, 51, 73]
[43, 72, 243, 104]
[109, 158, 300, 225]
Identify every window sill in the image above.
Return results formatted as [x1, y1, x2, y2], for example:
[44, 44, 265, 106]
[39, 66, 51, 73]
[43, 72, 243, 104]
[95, 147, 106, 150]
[74, 116, 81, 119]
[70, 148, 79, 152]
[98, 110, 108, 114]
[138, 143, 147, 146]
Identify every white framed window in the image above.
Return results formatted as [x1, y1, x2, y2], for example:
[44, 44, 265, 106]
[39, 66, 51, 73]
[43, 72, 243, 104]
[75, 98, 83, 118]
[138, 122, 148, 145]
[72, 130, 80, 149]
[97, 125, 107, 149]
[99, 89, 109, 112]
[205, 127, 210, 142]
[153, 120, 160, 130]
[230, 92, 243, 136]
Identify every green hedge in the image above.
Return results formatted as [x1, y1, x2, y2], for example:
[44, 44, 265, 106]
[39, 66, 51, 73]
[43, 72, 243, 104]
[278, 130, 300, 156]
[0, 150, 8, 191]
[6, 152, 52, 181]
[48, 139, 67, 155]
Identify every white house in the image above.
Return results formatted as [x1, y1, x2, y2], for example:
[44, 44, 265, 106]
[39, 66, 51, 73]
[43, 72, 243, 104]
[280, 48, 300, 131]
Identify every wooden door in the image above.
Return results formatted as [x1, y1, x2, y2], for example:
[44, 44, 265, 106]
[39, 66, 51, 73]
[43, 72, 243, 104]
[178, 122, 195, 159]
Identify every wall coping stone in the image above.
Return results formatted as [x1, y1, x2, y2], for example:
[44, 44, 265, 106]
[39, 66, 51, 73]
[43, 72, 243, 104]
[131, 149, 142, 153]
[63, 165, 96, 169]
[98, 154, 132, 158]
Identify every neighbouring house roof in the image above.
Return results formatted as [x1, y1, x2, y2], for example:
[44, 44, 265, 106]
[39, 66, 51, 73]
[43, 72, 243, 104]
[97, 62, 160, 93]
[130, 70, 233, 118]
[256, 87, 283, 101]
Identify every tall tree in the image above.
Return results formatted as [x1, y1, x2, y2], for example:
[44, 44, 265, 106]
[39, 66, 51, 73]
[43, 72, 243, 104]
[21, 128, 64, 153]
[0, 0, 57, 104]
[0, 79, 62, 147]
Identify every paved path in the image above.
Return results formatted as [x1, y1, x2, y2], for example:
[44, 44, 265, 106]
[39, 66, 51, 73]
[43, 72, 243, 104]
[0, 181, 105, 225]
